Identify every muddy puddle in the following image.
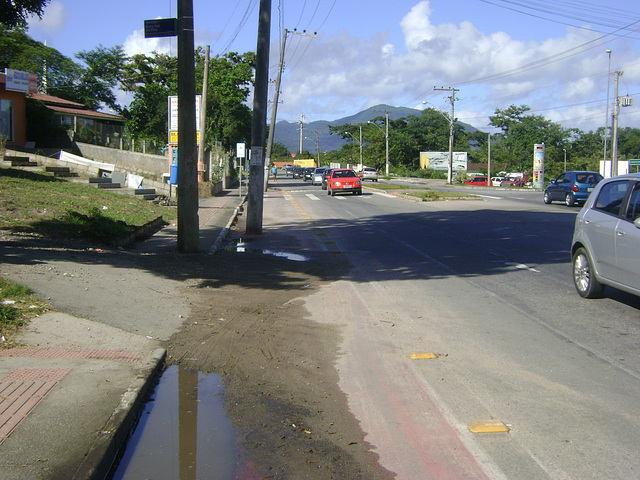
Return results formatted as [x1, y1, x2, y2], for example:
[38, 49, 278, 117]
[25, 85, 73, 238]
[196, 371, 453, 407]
[109, 365, 241, 480]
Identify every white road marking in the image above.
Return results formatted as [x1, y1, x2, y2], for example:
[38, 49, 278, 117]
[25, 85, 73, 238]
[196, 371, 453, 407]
[306, 194, 320, 200]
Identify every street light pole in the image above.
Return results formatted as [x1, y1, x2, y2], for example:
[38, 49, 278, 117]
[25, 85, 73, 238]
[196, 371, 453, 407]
[368, 119, 389, 176]
[563, 148, 567, 171]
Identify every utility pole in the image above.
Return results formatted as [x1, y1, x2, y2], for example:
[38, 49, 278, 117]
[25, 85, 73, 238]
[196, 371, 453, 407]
[611, 70, 622, 177]
[312, 131, 320, 165]
[434, 86, 459, 184]
[197, 45, 210, 182]
[374, 110, 390, 176]
[246, 0, 271, 234]
[177, 0, 199, 252]
[488, 132, 491, 185]
[299, 113, 305, 155]
[263, 29, 316, 192]
[604, 50, 612, 176]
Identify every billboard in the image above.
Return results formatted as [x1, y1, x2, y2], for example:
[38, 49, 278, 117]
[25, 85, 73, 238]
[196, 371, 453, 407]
[419, 151, 468, 171]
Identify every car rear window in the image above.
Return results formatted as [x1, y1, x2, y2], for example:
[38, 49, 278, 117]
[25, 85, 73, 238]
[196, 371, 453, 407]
[576, 173, 602, 184]
[594, 180, 630, 216]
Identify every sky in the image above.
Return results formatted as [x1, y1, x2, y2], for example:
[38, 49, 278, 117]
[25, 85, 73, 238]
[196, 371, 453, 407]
[25, 0, 640, 134]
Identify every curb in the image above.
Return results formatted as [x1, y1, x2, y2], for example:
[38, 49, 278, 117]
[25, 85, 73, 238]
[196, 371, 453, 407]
[208, 195, 246, 255]
[71, 347, 167, 480]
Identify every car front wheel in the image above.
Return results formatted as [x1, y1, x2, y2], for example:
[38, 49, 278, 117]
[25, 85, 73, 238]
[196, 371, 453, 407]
[543, 191, 552, 204]
[572, 247, 603, 298]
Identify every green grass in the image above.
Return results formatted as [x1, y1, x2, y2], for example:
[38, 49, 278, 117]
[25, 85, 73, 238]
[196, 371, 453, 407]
[0, 276, 49, 343]
[0, 167, 176, 244]
[365, 181, 477, 201]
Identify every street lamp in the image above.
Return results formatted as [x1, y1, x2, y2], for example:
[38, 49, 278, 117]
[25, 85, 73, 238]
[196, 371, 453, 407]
[563, 148, 567, 171]
[344, 126, 363, 171]
[367, 120, 389, 176]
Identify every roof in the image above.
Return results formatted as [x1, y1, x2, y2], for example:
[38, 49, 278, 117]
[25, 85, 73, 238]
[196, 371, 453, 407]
[29, 92, 125, 123]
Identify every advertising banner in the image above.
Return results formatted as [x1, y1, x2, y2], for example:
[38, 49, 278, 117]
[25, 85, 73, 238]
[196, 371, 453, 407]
[419, 151, 468, 171]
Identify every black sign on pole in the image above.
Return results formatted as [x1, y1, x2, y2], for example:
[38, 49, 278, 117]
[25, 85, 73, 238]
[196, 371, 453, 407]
[144, 18, 177, 38]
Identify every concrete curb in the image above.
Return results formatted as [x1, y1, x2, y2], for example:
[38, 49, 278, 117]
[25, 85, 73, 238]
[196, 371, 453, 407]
[71, 347, 167, 480]
[208, 195, 246, 255]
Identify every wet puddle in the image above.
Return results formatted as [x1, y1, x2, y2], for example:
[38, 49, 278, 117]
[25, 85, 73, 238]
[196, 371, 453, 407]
[226, 238, 310, 262]
[109, 365, 241, 480]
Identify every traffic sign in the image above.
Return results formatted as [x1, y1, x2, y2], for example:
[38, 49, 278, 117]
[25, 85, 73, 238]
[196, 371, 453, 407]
[144, 18, 177, 38]
[629, 159, 640, 166]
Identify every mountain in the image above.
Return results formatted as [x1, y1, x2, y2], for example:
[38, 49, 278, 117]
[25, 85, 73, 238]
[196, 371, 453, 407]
[272, 104, 479, 154]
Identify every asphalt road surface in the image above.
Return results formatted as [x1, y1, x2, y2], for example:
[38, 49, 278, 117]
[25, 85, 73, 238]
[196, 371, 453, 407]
[256, 177, 640, 479]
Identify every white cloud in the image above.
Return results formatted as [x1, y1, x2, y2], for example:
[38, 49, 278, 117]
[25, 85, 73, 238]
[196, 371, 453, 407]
[27, 1, 69, 41]
[273, 0, 639, 132]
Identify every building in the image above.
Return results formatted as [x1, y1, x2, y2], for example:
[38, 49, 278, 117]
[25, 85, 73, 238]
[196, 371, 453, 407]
[0, 70, 32, 147]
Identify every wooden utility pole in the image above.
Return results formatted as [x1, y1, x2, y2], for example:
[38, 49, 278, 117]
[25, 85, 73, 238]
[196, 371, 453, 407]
[198, 45, 210, 182]
[177, 0, 199, 252]
[246, 0, 271, 234]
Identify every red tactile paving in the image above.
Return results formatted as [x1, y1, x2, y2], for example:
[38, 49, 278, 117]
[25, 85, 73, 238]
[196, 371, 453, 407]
[0, 347, 140, 362]
[0, 368, 71, 445]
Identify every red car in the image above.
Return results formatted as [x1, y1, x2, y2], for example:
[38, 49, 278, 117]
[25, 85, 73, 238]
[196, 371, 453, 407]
[327, 169, 362, 196]
[464, 176, 490, 186]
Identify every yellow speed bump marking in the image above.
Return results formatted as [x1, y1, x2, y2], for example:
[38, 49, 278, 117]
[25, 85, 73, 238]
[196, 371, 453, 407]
[409, 351, 439, 360]
[468, 420, 510, 433]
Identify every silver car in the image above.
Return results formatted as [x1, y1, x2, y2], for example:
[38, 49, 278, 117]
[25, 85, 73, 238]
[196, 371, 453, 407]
[312, 167, 327, 186]
[571, 173, 640, 298]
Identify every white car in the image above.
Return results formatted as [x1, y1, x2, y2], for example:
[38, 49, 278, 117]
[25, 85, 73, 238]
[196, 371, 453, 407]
[571, 173, 640, 298]
[312, 167, 327, 186]
[491, 176, 504, 186]
[360, 167, 379, 182]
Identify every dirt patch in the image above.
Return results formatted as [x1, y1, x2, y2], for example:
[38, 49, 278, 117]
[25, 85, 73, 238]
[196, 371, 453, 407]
[164, 247, 394, 479]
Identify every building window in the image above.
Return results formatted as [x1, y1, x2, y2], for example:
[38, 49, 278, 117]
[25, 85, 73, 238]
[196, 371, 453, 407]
[0, 99, 13, 142]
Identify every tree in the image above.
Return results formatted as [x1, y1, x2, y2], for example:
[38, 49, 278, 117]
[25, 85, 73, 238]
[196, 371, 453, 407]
[0, 0, 49, 29]
[490, 105, 570, 173]
[75, 45, 127, 112]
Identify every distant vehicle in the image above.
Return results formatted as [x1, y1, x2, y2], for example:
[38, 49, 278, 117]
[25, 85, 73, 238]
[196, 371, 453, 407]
[544, 171, 603, 207]
[491, 176, 504, 186]
[292, 166, 304, 178]
[283, 165, 294, 176]
[500, 176, 526, 187]
[312, 167, 327, 186]
[571, 173, 640, 298]
[464, 176, 489, 186]
[321, 168, 334, 190]
[303, 167, 315, 181]
[326, 169, 362, 196]
[359, 167, 379, 182]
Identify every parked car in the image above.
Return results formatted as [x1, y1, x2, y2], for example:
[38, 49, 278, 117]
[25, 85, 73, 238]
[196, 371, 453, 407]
[571, 173, 640, 298]
[500, 176, 526, 187]
[311, 167, 326, 186]
[303, 167, 315, 181]
[359, 167, 379, 182]
[491, 176, 505, 186]
[292, 166, 304, 178]
[321, 168, 334, 190]
[464, 176, 489, 186]
[326, 169, 362, 196]
[544, 171, 603, 206]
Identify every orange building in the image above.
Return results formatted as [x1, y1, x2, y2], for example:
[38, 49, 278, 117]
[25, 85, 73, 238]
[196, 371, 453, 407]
[0, 71, 30, 147]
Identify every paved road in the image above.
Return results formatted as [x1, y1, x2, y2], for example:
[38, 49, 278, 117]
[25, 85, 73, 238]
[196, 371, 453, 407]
[257, 177, 640, 479]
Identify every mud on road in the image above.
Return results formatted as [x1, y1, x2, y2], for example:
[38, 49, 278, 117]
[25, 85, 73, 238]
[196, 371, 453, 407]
[164, 241, 394, 479]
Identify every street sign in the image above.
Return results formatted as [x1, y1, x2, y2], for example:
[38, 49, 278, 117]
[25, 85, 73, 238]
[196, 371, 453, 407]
[630, 159, 640, 166]
[144, 18, 177, 38]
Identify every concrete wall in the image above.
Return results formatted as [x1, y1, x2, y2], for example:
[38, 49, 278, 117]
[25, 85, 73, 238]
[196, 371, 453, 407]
[76, 142, 170, 182]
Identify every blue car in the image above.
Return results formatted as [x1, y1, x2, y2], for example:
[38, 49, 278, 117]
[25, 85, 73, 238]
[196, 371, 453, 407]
[544, 171, 603, 206]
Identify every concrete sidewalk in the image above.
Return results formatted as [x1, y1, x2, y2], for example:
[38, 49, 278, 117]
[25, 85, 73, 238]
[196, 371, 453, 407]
[0, 186, 245, 480]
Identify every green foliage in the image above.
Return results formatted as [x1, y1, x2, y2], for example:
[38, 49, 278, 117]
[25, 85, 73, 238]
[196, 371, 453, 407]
[74, 45, 127, 111]
[270, 142, 290, 159]
[0, 0, 49, 29]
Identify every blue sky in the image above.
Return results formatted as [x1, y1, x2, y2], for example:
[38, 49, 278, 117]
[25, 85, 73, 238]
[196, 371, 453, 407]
[26, 0, 640, 133]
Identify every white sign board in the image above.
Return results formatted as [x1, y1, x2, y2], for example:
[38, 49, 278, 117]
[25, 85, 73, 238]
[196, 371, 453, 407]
[5, 69, 30, 93]
[420, 151, 468, 171]
[236, 143, 246, 158]
[167, 95, 201, 145]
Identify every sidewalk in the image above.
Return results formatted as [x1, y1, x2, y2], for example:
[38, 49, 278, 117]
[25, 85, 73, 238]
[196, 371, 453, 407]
[0, 186, 246, 480]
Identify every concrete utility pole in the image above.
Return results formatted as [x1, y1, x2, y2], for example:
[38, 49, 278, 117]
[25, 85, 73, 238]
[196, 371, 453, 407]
[198, 45, 210, 182]
[246, 0, 271, 234]
[604, 50, 612, 176]
[611, 70, 622, 177]
[374, 110, 391, 176]
[299, 113, 305, 154]
[177, 0, 199, 252]
[434, 86, 459, 185]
